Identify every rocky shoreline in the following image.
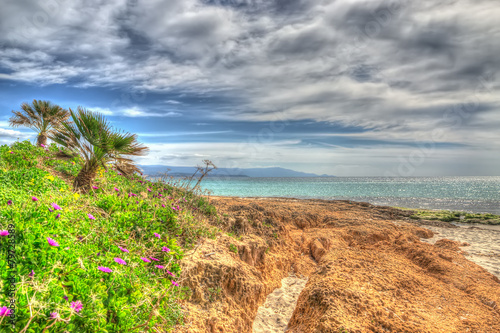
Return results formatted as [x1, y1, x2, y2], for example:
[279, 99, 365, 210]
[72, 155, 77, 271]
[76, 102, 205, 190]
[178, 197, 500, 333]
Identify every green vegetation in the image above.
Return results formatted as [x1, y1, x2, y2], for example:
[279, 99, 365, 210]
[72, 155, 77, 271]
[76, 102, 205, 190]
[9, 100, 69, 147]
[50, 107, 148, 192]
[409, 209, 500, 225]
[207, 286, 222, 302]
[228, 243, 238, 254]
[0, 140, 218, 332]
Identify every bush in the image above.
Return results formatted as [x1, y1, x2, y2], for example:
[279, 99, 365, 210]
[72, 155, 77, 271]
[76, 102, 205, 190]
[0, 141, 218, 332]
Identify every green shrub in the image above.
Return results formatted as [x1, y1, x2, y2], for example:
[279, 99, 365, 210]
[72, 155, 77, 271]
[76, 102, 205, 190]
[0, 141, 217, 332]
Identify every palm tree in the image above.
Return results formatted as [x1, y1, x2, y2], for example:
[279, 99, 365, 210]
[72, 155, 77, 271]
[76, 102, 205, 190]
[49, 107, 148, 192]
[9, 100, 69, 146]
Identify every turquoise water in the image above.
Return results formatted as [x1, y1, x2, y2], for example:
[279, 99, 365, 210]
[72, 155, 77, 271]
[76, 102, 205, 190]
[198, 177, 500, 214]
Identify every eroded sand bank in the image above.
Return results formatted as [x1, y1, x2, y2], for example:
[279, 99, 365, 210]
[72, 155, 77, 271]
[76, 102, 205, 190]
[421, 223, 500, 278]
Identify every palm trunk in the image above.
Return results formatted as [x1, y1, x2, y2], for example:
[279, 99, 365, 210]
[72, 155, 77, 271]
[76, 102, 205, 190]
[74, 167, 97, 193]
[37, 134, 47, 147]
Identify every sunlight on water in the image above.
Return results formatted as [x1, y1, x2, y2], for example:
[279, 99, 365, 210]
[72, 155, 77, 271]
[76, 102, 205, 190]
[199, 177, 500, 214]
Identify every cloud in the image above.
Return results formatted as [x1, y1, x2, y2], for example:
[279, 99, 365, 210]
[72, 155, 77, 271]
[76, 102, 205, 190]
[91, 107, 181, 118]
[0, 0, 499, 175]
[0, 128, 25, 138]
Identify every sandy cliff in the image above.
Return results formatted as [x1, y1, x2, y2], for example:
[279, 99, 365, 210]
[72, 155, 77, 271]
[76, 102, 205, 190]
[177, 198, 500, 333]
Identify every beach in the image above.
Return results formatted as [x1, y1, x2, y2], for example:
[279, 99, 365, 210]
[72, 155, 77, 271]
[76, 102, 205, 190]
[178, 197, 500, 333]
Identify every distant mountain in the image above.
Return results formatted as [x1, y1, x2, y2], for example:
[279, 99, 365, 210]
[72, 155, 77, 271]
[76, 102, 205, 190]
[139, 165, 334, 178]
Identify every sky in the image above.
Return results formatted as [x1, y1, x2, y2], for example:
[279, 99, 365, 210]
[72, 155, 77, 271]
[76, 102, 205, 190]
[0, 0, 499, 176]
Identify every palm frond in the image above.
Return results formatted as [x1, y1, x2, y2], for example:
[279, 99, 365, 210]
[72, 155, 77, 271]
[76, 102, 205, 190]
[9, 100, 69, 141]
[49, 107, 149, 188]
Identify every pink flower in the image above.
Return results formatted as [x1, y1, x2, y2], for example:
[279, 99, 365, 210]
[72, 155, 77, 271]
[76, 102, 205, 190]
[7, 200, 12, 205]
[147, 188, 152, 192]
[40, 144, 46, 148]
[162, 247, 170, 253]
[70, 301, 83, 313]
[114, 187, 119, 192]
[0, 306, 11, 317]
[63, 296, 68, 301]
[117, 173, 122, 176]
[161, 204, 165, 208]
[88, 214, 95, 220]
[171, 281, 179, 287]
[9, 151, 13, 154]
[166, 270, 175, 277]
[92, 186, 99, 189]
[140, 257, 151, 263]
[118, 246, 129, 253]
[154, 233, 161, 238]
[128, 193, 137, 197]
[150, 257, 159, 261]
[47, 237, 59, 247]
[98, 266, 113, 273]
[49, 312, 59, 319]
[114, 258, 127, 265]
[56, 214, 61, 219]
[29, 270, 35, 277]
[32, 196, 38, 202]
[0, 230, 9, 236]
[51, 203, 62, 210]
[155, 265, 165, 269]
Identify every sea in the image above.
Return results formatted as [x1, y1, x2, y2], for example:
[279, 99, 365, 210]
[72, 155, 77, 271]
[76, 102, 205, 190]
[196, 177, 500, 215]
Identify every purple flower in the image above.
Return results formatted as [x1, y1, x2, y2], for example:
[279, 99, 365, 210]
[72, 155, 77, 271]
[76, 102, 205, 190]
[70, 301, 83, 313]
[162, 247, 170, 253]
[48, 208, 53, 212]
[147, 188, 152, 192]
[118, 246, 129, 253]
[7, 200, 12, 205]
[98, 266, 113, 273]
[92, 186, 99, 189]
[0, 306, 11, 317]
[96, 252, 101, 256]
[47, 237, 59, 247]
[117, 173, 122, 176]
[87, 214, 95, 220]
[51, 203, 62, 210]
[140, 257, 151, 263]
[56, 214, 61, 219]
[63, 295, 68, 301]
[0, 230, 9, 236]
[114, 258, 127, 265]
[155, 265, 165, 269]
[29, 270, 34, 277]
[171, 281, 179, 287]
[161, 204, 165, 208]
[114, 187, 119, 192]
[154, 233, 161, 239]
[32, 197, 38, 202]
[150, 257, 159, 261]
[49, 312, 59, 319]
[128, 193, 137, 197]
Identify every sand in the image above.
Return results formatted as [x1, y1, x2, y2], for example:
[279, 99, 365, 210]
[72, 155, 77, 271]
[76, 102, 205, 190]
[421, 222, 500, 278]
[179, 197, 500, 332]
[252, 274, 308, 333]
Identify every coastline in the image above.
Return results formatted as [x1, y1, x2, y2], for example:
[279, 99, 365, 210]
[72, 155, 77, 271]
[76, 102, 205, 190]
[180, 196, 500, 332]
